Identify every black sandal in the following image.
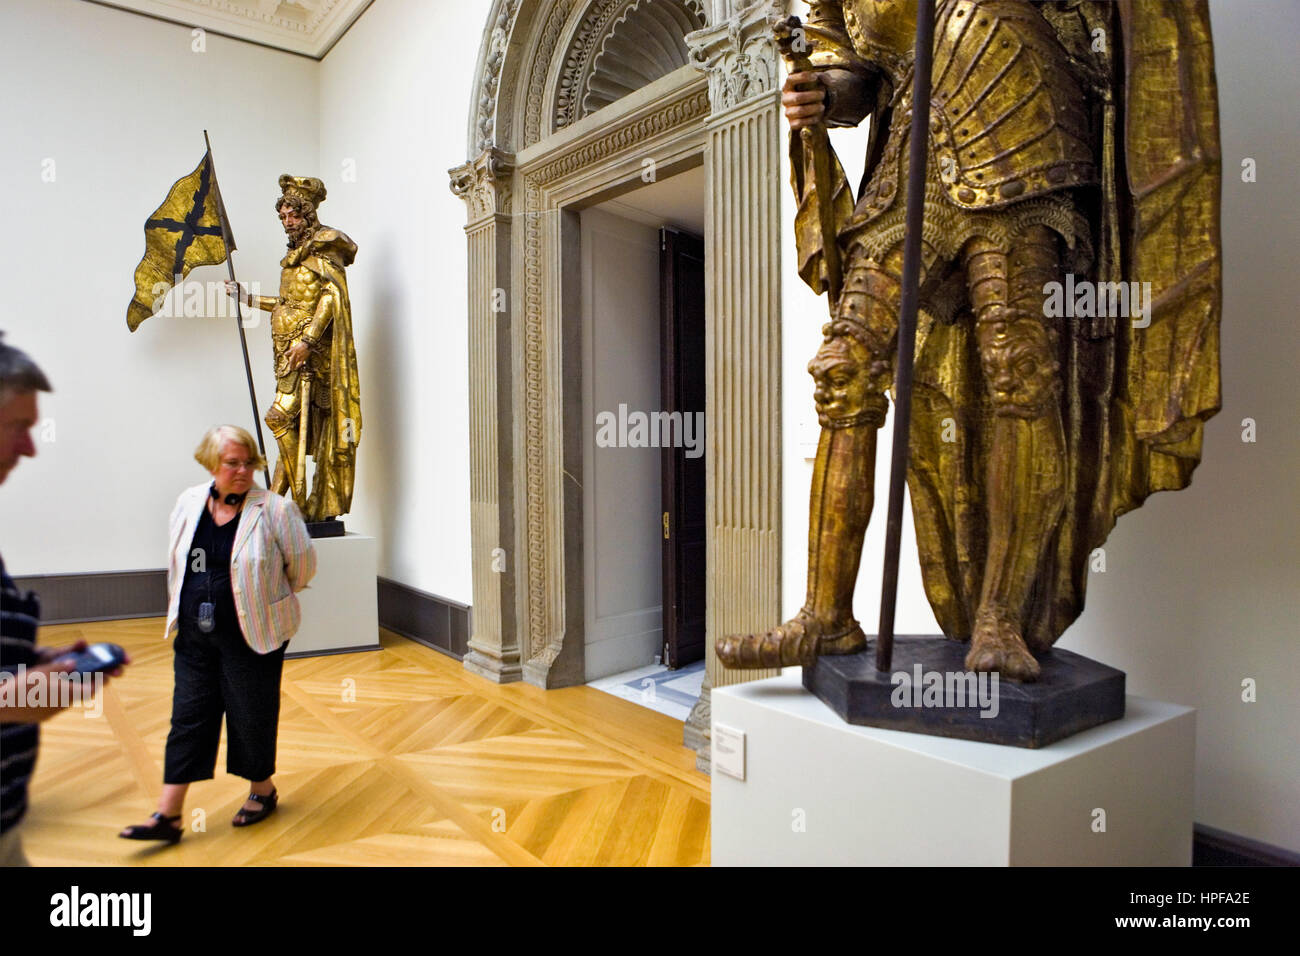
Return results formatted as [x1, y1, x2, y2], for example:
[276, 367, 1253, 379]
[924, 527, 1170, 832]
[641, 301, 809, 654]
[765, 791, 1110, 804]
[232, 788, 277, 827]
[119, 812, 183, 845]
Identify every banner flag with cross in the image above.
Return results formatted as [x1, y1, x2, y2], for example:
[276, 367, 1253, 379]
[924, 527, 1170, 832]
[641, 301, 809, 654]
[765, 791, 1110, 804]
[125, 149, 235, 331]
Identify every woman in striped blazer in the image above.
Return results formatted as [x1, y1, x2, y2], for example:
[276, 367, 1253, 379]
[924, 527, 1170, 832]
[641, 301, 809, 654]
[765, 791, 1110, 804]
[120, 424, 316, 844]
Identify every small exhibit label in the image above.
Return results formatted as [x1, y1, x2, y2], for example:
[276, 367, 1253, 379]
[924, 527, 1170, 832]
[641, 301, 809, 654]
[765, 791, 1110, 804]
[713, 723, 746, 780]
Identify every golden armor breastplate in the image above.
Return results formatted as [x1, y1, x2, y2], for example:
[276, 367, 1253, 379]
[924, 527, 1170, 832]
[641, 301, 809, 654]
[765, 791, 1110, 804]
[841, 0, 1098, 215]
[271, 263, 321, 337]
[928, 0, 1097, 208]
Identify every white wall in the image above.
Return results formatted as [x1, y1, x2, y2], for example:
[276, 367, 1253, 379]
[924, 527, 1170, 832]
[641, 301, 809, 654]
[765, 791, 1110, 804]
[779, 0, 1300, 852]
[0, 0, 475, 605]
[581, 208, 663, 680]
[0, 0, 317, 574]
[317, 0, 474, 603]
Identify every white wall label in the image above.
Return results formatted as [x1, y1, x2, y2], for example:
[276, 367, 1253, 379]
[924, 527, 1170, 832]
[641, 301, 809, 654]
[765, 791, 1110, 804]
[713, 723, 746, 780]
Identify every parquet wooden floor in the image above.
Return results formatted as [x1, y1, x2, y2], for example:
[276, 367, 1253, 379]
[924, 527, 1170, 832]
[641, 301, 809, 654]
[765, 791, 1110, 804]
[21, 619, 711, 866]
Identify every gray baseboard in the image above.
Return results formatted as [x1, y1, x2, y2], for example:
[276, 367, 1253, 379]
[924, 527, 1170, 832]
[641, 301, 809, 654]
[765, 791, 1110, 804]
[11, 569, 471, 662]
[10, 569, 167, 624]
[1194, 824, 1300, 867]
[284, 643, 381, 661]
[376, 576, 470, 660]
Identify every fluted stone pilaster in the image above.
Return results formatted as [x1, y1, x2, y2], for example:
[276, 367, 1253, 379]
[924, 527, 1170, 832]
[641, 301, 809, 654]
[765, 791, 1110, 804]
[449, 149, 522, 683]
[684, 0, 785, 770]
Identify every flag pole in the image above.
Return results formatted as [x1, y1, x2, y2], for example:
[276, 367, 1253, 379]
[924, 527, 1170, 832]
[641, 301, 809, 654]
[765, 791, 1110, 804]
[204, 130, 273, 489]
[875, 0, 936, 672]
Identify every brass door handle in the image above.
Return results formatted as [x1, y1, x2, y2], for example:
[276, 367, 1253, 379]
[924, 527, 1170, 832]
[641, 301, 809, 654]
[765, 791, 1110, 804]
[663, 511, 670, 540]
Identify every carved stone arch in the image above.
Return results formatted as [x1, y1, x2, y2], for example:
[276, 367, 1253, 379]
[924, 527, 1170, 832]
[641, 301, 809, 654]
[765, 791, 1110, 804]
[551, 0, 708, 134]
[467, 0, 522, 154]
[469, 0, 725, 153]
[454, 0, 791, 771]
[465, 0, 574, 155]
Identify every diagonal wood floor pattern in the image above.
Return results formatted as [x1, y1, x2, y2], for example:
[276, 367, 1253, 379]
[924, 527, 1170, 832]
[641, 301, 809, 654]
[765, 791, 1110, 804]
[20, 619, 710, 866]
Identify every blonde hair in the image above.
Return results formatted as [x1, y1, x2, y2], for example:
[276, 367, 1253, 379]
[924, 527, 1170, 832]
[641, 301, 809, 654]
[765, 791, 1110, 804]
[194, 425, 267, 472]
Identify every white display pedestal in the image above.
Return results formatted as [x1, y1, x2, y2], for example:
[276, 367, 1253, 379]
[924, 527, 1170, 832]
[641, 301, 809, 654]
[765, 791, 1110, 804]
[287, 533, 380, 657]
[711, 669, 1195, 866]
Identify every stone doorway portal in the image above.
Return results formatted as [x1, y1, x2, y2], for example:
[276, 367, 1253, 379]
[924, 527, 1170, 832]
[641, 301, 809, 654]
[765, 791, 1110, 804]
[450, 0, 791, 769]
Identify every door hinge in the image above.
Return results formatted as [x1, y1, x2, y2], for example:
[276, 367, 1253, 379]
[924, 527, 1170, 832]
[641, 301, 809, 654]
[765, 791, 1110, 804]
[662, 511, 670, 539]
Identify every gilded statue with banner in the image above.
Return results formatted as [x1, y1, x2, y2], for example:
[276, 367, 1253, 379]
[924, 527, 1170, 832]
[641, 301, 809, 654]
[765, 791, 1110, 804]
[717, 0, 1222, 681]
[229, 175, 361, 524]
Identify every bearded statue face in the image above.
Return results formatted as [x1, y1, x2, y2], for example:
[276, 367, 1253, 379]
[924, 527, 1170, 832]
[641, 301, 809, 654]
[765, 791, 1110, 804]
[277, 201, 314, 247]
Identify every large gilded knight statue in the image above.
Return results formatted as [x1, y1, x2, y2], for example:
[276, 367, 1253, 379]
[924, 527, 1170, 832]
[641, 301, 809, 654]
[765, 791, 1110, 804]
[717, 0, 1221, 680]
[231, 175, 361, 523]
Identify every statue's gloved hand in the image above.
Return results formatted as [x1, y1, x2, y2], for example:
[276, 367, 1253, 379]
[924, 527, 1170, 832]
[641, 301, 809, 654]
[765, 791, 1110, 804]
[783, 71, 827, 130]
[814, 68, 876, 128]
[287, 340, 311, 370]
[223, 279, 250, 306]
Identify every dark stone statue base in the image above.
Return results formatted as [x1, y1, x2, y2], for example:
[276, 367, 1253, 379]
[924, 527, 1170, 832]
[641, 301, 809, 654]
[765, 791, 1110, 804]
[307, 519, 345, 539]
[802, 636, 1125, 749]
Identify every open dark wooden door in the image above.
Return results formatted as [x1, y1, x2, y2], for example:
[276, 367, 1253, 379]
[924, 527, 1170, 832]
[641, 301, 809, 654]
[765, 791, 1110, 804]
[660, 227, 706, 668]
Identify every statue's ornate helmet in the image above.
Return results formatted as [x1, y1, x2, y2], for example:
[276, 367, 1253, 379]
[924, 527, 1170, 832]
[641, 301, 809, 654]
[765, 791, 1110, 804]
[278, 175, 327, 208]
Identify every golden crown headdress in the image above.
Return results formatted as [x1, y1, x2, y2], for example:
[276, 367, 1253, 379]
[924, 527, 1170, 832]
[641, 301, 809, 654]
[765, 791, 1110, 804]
[278, 175, 327, 207]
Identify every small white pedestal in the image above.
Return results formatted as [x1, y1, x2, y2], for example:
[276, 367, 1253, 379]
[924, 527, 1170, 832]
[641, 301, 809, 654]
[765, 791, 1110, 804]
[711, 669, 1195, 866]
[289, 533, 379, 657]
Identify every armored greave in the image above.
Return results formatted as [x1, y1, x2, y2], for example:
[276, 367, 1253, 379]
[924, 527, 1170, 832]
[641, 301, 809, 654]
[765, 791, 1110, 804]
[717, 253, 902, 669]
[962, 228, 1067, 680]
[801, 422, 878, 635]
[716, 422, 879, 669]
[977, 414, 1066, 628]
[264, 391, 303, 507]
[304, 402, 339, 522]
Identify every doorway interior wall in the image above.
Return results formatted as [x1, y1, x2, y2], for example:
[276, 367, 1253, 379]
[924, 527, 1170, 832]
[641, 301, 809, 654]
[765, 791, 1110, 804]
[578, 175, 708, 682]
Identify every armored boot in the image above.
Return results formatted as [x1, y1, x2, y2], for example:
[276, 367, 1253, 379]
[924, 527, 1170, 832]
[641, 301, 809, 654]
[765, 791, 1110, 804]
[264, 394, 301, 504]
[717, 326, 886, 668]
[963, 230, 1068, 682]
[966, 412, 1066, 682]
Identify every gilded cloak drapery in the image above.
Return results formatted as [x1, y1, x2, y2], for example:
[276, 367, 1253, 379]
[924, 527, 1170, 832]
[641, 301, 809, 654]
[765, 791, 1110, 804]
[299, 227, 362, 517]
[790, 0, 1222, 648]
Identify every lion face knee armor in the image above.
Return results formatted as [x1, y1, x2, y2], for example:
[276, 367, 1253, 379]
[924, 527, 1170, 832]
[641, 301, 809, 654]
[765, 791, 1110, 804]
[264, 398, 296, 437]
[975, 307, 1061, 418]
[809, 323, 889, 429]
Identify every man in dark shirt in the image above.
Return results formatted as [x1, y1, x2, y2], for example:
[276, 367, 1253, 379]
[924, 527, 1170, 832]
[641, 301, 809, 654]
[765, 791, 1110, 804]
[0, 333, 121, 866]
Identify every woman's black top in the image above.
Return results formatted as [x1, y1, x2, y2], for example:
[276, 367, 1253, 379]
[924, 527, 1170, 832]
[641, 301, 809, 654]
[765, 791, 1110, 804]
[178, 501, 242, 636]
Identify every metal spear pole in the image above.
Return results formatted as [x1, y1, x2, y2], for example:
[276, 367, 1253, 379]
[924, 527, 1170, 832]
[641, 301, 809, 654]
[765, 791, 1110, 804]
[876, 0, 936, 672]
[204, 130, 273, 489]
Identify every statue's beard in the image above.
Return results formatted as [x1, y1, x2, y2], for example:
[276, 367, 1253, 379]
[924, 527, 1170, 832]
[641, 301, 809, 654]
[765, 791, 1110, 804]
[284, 222, 313, 248]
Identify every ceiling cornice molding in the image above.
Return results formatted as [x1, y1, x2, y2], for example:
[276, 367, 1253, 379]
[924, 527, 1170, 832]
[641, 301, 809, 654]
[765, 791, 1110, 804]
[82, 0, 374, 59]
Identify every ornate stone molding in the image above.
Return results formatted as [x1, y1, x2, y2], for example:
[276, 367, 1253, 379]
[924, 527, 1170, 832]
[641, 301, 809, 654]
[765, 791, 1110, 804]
[519, 176, 549, 669]
[687, 0, 782, 114]
[448, 148, 516, 222]
[97, 0, 370, 57]
[474, 0, 523, 152]
[553, 0, 627, 131]
[525, 0, 582, 147]
[531, 87, 710, 184]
